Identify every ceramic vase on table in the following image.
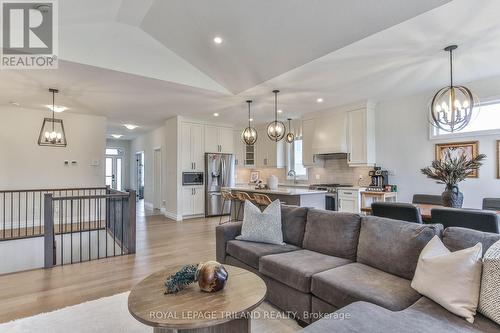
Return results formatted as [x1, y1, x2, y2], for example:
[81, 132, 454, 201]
[442, 185, 464, 208]
[267, 175, 278, 190]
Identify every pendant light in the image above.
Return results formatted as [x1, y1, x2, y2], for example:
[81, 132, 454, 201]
[267, 90, 285, 142]
[38, 88, 67, 147]
[241, 100, 258, 145]
[430, 45, 477, 133]
[285, 118, 294, 143]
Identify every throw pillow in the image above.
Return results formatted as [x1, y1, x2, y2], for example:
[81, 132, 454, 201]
[236, 199, 284, 245]
[478, 240, 500, 325]
[411, 235, 482, 323]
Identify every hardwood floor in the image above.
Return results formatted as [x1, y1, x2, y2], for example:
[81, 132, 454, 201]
[0, 208, 220, 323]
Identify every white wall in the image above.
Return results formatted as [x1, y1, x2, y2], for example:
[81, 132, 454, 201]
[106, 139, 132, 190]
[375, 75, 500, 208]
[0, 106, 106, 189]
[130, 126, 167, 210]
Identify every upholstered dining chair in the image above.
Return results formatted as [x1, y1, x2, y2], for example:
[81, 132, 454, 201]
[431, 208, 500, 233]
[483, 198, 500, 211]
[371, 202, 423, 224]
[412, 194, 443, 206]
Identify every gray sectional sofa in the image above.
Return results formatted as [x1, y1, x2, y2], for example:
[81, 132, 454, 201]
[215, 205, 500, 333]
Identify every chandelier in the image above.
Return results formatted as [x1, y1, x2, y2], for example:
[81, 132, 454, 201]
[241, 100, 258, 145]
[267, 90, 285, 142]
[285, 118, 294, 143]
[38, 88, 67, 147]
[430, 45, 477, 133]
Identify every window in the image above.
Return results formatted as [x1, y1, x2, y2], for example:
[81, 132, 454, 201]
[288, 139, 307, 178]
[432, 101, 500, 138]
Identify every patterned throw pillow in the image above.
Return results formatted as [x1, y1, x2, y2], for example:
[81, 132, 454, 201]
[236, 199, 284, 245]
[479, 240, 500, 325]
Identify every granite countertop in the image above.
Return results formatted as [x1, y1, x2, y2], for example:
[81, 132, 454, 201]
[225, 185, 327, 196]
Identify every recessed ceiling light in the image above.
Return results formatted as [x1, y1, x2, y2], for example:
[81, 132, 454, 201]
[213, 113, 219, 117]
[111, 134, 123, 139]
[249, 118, 254, 122]
[9, 101, 20, 106]
[213, 36, 223, 44]
[124, 124, 138, 130]
[277, 109, 283, 113]
[45, 104, 68, 112]
[316, 98, 324, 103]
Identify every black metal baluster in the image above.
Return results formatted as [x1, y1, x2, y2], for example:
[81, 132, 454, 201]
[10, 192, 13, 238]
[121, 197, 124, 255]
[70, 199, 73, 264]
[3, 193, 5, 239]
[24, 191, 27, 237]
[79, 198, 82, 263]
[88, 195, 91, 261]
[18, 192, 20, 238]
[60, 200, 63, 266]
[39, 191, 42, 235]
[32, 191, 35, 236]
[113, 198, 116, 257]
[105, 196, 108, 258]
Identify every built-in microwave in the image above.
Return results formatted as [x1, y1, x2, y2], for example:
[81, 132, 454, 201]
[182, 172, 204, 186]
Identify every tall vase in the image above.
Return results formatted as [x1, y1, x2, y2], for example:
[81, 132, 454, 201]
[442, 185, 464, 208]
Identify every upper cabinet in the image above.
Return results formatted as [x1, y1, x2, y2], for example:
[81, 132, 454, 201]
[181, 122, 204, 171]
[233, 130, 245, 167]
[254, 130, 286, 168]
[347, 106, 376, 167]
[302, 119, 315, 167]
[205, 125, 234, 153]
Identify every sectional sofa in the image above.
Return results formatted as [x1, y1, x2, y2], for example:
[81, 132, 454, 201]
[215, 205, 500, 333]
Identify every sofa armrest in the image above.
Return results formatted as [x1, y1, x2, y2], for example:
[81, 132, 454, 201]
[216, 222, 242, 263]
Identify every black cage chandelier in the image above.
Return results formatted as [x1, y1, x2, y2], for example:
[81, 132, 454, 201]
[38, 88, 67, 147]
[430, 45, 478, 133]
[267, 90, 285, 142]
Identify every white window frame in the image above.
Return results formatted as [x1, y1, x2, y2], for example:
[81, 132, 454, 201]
[286, 138, 308, 181]
[429, 98, 500, 140]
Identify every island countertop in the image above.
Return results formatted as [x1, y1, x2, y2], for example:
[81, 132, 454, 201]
[224, 185, 327, 196]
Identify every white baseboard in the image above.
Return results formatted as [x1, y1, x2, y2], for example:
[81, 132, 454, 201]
[164, 210, 182, 221]
[144, 202, 154, 210]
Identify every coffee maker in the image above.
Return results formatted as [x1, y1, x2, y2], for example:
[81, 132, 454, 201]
[368, 167, 389, 191]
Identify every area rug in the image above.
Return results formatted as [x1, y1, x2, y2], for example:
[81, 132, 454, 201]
[0, 292, 301, 333]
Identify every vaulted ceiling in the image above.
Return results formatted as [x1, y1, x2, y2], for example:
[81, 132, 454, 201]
[2, 0, 500, 138]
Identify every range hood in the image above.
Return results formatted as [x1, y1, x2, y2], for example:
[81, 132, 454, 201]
[314, 152, 348, 160]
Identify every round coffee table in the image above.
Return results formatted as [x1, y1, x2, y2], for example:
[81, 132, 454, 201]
[128, 265, 267, 333]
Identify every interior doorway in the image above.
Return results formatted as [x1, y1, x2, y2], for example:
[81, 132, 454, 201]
[105, 148, 123, 190]
[153, 148, 162, 210]
[136, 152, 144, 199]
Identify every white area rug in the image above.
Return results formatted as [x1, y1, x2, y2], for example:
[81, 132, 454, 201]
[0, 292, 301, 333]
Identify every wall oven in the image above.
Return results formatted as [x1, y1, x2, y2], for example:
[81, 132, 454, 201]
[182, 172, 204, 186]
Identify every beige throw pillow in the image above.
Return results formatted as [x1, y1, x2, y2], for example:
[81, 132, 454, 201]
[478, 240, 500, 325]
[411, 236, 482, 323]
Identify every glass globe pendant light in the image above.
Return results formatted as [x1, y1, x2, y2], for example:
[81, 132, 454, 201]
[285, 118, 294, 143]
[430, 45, 477, 133]
[241, 100, 258, 145]
[267, 90, 285, 142]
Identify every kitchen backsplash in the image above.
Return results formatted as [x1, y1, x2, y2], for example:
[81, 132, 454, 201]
[236, 159, 372, 186]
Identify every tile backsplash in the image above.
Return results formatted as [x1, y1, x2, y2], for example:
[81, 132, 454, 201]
[236, 158, 372, 186]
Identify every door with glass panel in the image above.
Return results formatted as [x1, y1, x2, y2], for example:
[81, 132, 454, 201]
[105, 148, 123, 191]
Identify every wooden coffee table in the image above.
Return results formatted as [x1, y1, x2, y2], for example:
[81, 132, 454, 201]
[128, 265, 267, 333]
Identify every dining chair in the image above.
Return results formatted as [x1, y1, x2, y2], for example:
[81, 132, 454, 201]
[371, 202, 423, 224]
[234, 191, 255, 221]
[483, 198, 500, 211]
[219, 190, 236, 225]
[252, 193, 272, 210]
[412, 194, 443, 206]
[431, 208, 499, 233]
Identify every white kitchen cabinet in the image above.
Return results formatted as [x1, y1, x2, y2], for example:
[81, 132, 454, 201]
[181, 122, 204, 171]
[311, 112, 347, 154]
[255, 132, 285, 168]
[205, 125, 234, 153]
[347, 106, 376, 167]
[233, 130, 245, 167]
[338, 188, 362, 213]
[182, 186, 204, 217]
[302, 119, 315, 167]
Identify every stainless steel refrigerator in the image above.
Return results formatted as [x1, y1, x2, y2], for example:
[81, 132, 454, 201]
[205, 153, 235, 217]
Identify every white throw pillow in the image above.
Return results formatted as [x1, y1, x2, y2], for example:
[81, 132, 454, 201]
[478, 240, 500, 325]
[236, 199, 284, 245]
[411, 235, 483, 323]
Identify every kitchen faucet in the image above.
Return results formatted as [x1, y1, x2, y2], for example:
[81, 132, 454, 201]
[287, 169, 297, 184]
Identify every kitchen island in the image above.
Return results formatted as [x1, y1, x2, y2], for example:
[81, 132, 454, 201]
[225, 185, 327, 220]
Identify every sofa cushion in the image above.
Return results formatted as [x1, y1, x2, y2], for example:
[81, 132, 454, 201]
[357, 216, 443, 279]
[303, 209, 361, 260]
[225, 240, 300, 269]
[259, 249, 352, 292]
[281, 205, 309, 247]
[311, 262, 421, 311]
[443, 227, 500, 256]
[300, 297, 500, 333]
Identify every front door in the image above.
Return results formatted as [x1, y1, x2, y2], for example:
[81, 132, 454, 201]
[105, 148, 123, 191]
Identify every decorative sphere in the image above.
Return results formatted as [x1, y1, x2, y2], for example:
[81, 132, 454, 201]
[196, 261, 228, 293]
[241, 127, 258, 145]
[267, 120, 285, 142]
[285, 132, 295, 143]
[430, 85, 475, 133]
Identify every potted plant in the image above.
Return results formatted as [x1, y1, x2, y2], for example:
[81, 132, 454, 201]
[421, 151, 486, 208]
